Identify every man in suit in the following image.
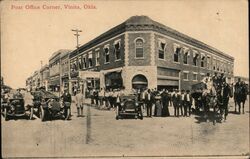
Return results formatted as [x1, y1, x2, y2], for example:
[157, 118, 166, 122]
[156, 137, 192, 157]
[161, 89, 170, 117]
[179, 90, 184, 117]
[172, 89, 179, 117]
[184, 90, 193, 117]
[145, 89, 153, 117]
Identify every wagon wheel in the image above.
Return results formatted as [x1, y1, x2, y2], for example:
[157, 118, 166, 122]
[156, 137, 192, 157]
[64, 107, 70, 120]
[39, 106, 45, 122]
[29, 107, 34, 120]
[4, 108, 8, 121]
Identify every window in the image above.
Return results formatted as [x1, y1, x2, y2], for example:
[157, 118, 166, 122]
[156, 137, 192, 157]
[135, 38, 144, 58]
[88, 52, 93, 68]
[201, 54, 205, 68]
[95, 51, 100, 66]
[213, 58, 216, 70]
[104, 45, 110, 63]
[73, 58, 78, 71]
[207, 56, 211, 69]
[193, 73, 198, 81]
[114, 40, 121, 60]
[183, 72, 189, 80]
[158, 39, 166, 59]
[183, 48, 189, 64]
[83, 56, 87, 69]
[78, 56, 82, 69]
[173, 44, 181, 62]
[193, 51, 199, 66]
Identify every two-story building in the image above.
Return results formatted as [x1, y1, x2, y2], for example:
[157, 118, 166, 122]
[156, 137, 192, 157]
[69, 15, 234, 93]
[40, 64, 50, 91]
[60, 50, 71, 91]
[49, 49, 71, 92]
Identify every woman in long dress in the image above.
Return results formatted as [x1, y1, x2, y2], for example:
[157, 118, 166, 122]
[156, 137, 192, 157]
[154, 94, 162, 117]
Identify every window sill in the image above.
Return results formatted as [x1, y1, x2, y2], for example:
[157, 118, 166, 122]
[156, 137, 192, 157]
[158, 58, 165, 61]
[104, 62, 110, 64]
[193, 80, 198, 82]
[183, 63, 189, 65]
[135, 57, 144, 59]
[115, 59, 121, 62]
[183, 79, 189, 81]
[173, 61, 180, 64]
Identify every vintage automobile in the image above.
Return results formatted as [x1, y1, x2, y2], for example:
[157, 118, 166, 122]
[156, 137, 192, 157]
[2, 97, 34, 121]
[116, 94, 143, 120]
[31, 90, 70, 121]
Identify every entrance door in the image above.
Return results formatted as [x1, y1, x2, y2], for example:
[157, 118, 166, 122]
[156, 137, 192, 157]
[132, 74, 148, 90]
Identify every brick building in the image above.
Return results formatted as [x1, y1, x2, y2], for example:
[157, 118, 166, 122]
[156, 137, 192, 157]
[69, 15, 234, 93]
[60, 50, 71, 92]
[40, 64, 50, 91]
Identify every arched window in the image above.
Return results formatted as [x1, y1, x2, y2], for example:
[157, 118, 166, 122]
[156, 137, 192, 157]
[135, 38, 144, 58]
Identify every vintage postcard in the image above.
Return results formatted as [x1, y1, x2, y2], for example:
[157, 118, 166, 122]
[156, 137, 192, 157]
[1, 0, 249, 158]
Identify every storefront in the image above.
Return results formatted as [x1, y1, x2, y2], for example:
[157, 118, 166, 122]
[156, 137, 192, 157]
[104, 70, 123, 90]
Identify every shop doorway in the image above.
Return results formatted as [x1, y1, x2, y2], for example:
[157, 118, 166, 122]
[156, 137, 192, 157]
[132, 74, 148, 90]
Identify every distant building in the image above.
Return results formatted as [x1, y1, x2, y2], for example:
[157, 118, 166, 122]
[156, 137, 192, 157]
[68, 15, 234, 93]
[60, 50, 71, 92]
[48, 49, 71, 92]
[40, 64, 50, 91]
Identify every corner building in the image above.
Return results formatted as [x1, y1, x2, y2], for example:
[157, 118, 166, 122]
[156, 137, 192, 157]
[69, 16, 234, 93]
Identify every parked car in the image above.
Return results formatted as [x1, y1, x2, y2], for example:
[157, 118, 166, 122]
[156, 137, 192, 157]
[31, 90, 70, 121]
[2, 97, 33, 121]
[116, 94, 143, 120]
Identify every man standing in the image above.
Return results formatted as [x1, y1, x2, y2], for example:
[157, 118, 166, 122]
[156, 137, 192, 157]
[75, 90, 84, 117]
[172, 89, 178, 117]
[179, 90, 185, 117]
[161, 89, 170, 117]
[184, 90, 193, 117]
[61, 89, 72, 119]
[145, 89, 153, 117]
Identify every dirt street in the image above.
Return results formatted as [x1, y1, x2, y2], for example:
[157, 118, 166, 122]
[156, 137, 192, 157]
[2, 97, 249, 158]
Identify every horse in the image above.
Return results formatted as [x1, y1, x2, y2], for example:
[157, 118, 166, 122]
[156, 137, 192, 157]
[234, 83, 248, 114]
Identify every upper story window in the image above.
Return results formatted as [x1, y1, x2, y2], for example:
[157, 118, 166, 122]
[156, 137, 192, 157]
[213, 58, 216, 70]
[193, 72, 198, 81]
[183, 71, 189, 80]
[173, 44, 181, 62]
[104, 45, 110, 63]
[135, 38, 144, 58]
[78, 56, 83, 70]
[114, 40, 121, 60]
[201, 54, 205, 68]
[95, 51, 100, 66]
[193, 51, 199, 66]
[88, 52, 93, 68]
[207, 56, 211, 69]
[217, 60, 220, 71]
[83, 56, 87, 69]
[158, 39, 166, 59]
[183, 47, 189, 64]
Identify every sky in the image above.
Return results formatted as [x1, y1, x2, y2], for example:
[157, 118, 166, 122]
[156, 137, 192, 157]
[1, 0, 249, 88]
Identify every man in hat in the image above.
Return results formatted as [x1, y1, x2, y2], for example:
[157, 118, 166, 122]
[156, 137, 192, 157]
[61, 89, 72, 118]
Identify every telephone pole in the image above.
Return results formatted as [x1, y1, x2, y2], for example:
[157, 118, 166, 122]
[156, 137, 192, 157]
[71, 29, 82, 95]
[71, 29, 82, 48]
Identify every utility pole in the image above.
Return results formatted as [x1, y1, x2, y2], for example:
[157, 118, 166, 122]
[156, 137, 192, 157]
[71, 29, 82, 95]
[71, 29, 82, 48]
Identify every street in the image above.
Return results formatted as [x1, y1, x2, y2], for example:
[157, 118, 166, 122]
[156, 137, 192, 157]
[1, 97, 249, 158]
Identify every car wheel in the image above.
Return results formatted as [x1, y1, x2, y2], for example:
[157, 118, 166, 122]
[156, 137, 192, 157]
[116, 115, 119, 120]
[40, 106, 45, 122]
[29, 107, 34, 120]
[4, 108, 8, 121]
[65, 108, 70, 120]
